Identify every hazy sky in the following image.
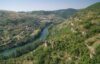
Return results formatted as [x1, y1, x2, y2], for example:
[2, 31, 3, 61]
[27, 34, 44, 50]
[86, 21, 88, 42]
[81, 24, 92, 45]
[0, 0, 100, 11]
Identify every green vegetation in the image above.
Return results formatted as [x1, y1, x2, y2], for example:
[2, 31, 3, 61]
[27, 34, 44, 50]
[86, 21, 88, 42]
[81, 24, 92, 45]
[0, 2, 100, 64]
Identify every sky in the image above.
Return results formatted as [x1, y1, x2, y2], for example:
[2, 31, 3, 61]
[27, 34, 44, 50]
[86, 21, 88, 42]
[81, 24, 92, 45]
[0, 0, 100, 11]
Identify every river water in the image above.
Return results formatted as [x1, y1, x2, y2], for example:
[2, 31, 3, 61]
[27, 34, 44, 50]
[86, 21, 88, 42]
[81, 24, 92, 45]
[0, 23, 51, 58]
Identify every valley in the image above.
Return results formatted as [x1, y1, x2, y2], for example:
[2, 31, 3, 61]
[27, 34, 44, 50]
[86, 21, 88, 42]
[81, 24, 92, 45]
[0, 2, 100, 64]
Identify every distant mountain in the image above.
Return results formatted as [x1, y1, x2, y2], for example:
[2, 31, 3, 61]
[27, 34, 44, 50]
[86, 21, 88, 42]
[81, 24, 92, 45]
[0, 8, 78, 23]
[53, 8, 78, 18]
[30, 8, 78, 19]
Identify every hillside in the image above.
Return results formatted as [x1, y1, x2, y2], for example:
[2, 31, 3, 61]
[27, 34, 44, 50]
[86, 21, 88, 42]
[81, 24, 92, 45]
[86, 2, 100, 11]
[34, 2, 100, 64]
[0, 2, 100, 64]
[0, 8, 77, 63]
[27, 9, 78, 24]
[27, 2, 100, 64]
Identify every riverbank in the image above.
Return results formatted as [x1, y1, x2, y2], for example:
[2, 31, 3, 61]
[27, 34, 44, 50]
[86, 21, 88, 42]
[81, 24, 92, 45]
[0, 22, 52, 60]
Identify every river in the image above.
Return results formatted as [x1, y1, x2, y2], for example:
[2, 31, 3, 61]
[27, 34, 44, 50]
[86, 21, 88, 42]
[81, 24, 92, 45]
[0, 23, 52, 59]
